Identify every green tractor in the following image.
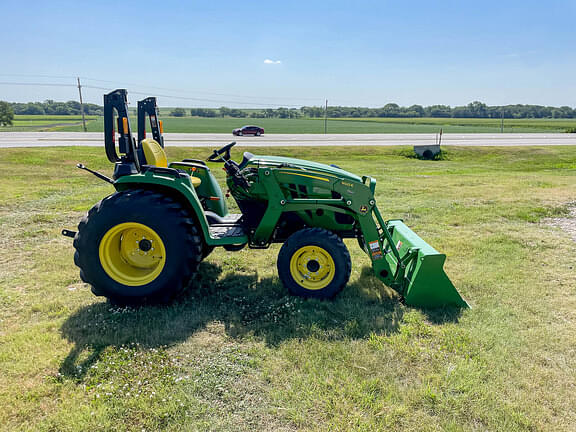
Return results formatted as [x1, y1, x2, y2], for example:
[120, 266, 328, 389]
[64, 89, 468, 308]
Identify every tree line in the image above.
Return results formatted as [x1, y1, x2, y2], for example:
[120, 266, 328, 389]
[189, 101, 576, 119]
[4, 99, 576, 119]
[8, 100, 103, 115]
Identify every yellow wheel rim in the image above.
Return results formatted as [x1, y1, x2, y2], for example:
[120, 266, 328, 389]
[99, 222, 166, 286]
[289, 245, 335, 290]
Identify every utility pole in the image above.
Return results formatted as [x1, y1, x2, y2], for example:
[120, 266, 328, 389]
[324, 99, 328, 134]
[500, 109, 504, 133]
[77, 77, 87, 132]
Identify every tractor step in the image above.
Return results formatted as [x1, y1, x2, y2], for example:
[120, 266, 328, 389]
[205, 211, 243, 225]
[209, 224, 246, 239]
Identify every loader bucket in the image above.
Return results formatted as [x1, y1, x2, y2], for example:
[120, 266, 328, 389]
[385, 220, 469, 308]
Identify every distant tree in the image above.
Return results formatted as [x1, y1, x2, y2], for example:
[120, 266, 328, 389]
[558, 106, 576, 118]
[84, 103, 103, 115]
[452, 106, 472, 118]
[218, 107, 231, 117]
[20, 103, 45, 115]
[467, 101, 488, 118]
[407, 105, 425, 117]
[426, 105, 452, 118]
[276, 107, 290, 118]
[382, 103, 401, 117]
[228, 108, 244, 118]
[190, 108, 218, 117]
[170, 108, 187, 117]
[0, 101, 14, 126]
[301, 106, 324, 118]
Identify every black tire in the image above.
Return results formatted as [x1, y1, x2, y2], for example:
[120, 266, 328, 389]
[255, 131, 261, 136]
[277, 228, 351, 299]
[238, 131, 243, 136]
[357, 234, 368, 254]
[202, 244, 215, 259]
[73, 189, 203, 305]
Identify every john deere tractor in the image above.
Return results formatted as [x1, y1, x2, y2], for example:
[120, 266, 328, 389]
[64, 89, 468, 308]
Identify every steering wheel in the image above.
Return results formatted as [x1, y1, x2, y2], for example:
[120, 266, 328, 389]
[207, 141, 236, 162]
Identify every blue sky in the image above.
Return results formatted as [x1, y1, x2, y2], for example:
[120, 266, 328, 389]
[1, 0, 575, 107]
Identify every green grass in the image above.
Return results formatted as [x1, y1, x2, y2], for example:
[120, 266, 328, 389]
[49, 116, 576, 133]
[335, 116, 576, 131]
[3, 115, 576, 133]
[0, 145, 575, 431]
[1, 115, 99, 132]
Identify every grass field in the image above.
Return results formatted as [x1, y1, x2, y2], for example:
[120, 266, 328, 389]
[0, 145, 575, 431]
[43, 116, 576, 134]
[336, 116, 576, 131]
[1, 115, 99, 132]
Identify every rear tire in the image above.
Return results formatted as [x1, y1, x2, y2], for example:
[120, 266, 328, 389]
[73, 189, 203, 306]
[277, 228, 351, 299]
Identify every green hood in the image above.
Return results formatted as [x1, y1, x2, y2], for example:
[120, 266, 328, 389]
[244, 155, 363, 183]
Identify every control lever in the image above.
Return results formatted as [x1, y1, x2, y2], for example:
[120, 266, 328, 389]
[224, 160, 250, 189]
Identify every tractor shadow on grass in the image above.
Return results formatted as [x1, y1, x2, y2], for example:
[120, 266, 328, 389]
[59, 262, 461, 379]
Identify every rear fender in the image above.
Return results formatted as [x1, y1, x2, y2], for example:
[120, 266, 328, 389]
[114, 170, 212, 242]
[169, 162, 228, 216]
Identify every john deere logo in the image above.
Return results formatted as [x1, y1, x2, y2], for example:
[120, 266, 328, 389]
[341, 181, 354, 188]
[359, 205, 368, 214]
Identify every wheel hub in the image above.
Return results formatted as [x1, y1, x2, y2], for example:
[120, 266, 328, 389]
[138, 238, 152, 252]
[289, 245, 335, 290]
[306, 259, 320, 273]
[99, 222, 166, 286]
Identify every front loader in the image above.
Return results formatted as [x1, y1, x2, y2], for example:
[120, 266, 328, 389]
[66, 89, 469, 308]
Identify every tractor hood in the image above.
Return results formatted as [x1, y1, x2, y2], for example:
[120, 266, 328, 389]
[242, 154, 363, 183]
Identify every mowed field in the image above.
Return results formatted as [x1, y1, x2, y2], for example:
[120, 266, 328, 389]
[4, 115, 575, 134]
[4, 115, 99, 132]
[0, 145, 575, 431]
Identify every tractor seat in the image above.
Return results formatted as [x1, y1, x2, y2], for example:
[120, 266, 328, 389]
[141, 139, 201, 187]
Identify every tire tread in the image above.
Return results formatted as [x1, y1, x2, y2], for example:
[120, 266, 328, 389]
[73, 189, 203, 305]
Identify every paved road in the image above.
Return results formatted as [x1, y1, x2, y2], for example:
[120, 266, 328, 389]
[1, 132, 576, 148]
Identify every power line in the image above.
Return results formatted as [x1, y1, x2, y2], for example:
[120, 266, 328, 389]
[78, 76, 323, 102]
[0, 73, 333, 106]
[0, 73, 76, 80]
[0, 73, 323, 103]
[0, 80, 320, 107]
[0, 81, 76, 87]
[0, 73, 320, 102]
[81, 85, 305, 107]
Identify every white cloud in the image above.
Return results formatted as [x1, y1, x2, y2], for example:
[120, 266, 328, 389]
[264, 59, 282, 65]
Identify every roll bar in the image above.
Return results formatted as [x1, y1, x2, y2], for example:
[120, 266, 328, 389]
[103, 89, 140, 171]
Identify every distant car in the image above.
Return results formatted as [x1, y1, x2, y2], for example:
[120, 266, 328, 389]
[232, 125, 264, 136]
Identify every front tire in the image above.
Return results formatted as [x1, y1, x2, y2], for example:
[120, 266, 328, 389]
[277, 228, 351, 299]
[73, 189, 203, 305]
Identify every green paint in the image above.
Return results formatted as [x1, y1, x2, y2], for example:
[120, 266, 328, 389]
[114, 150, 468, 308]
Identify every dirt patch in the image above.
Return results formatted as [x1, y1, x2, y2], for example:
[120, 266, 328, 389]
[545, 202, 576, 242]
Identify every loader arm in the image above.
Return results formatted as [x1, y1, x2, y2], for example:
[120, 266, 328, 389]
[250, 165, 469, 308]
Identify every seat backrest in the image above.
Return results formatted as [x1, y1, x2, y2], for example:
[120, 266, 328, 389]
[140, 139, 167, 167]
